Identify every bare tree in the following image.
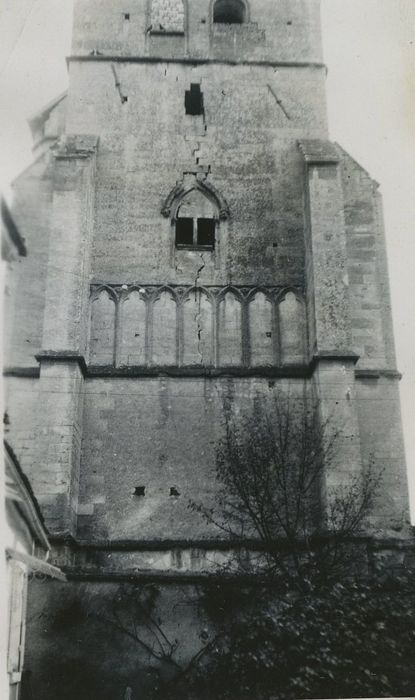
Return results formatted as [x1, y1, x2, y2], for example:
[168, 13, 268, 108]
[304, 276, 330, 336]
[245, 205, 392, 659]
[92, 583, 217, 697]
[191, 390, 380, 592]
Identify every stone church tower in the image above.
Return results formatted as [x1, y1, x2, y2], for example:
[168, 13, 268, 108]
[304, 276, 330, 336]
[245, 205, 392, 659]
[4, 0, 411, 696]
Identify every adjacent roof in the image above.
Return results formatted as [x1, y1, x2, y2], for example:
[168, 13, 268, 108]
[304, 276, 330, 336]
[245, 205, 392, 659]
[1, 198, 27, 260]
[4, 440, 49, 550]
[27, 90, 67, 135]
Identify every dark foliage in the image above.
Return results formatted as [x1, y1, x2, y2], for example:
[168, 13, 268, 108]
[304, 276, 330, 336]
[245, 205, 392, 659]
[160, 576, 415, 700]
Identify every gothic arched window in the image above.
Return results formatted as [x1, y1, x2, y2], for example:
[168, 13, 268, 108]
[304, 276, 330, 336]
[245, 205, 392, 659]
[175, 189, 217, 250]
[213, 0, 246, 24]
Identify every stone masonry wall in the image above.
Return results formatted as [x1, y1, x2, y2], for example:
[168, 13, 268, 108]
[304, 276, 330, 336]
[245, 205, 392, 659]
[71, 0, 323, 64]
[4, 155, 53, 368]
[340, 148, 397, 370]
[150, 0, 185, 32]
[65, 61, 327, 288]
[77, 376, 307, 542]
[5, 364, 85, 536]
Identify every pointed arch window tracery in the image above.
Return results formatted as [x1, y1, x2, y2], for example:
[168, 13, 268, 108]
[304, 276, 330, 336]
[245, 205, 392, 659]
[162, 176, 230, 252]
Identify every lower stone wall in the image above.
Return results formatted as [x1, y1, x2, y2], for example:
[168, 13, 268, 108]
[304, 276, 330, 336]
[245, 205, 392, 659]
[22, 536, 415, 700]
[23, 577, 212, 700]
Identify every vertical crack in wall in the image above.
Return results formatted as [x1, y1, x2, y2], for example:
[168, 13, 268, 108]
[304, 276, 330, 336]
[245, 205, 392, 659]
[195, 253, 206, 363]
[183, 81, 209, 167]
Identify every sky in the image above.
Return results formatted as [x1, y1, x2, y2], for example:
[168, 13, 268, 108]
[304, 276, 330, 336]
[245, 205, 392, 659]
[0, 1, 414, 514]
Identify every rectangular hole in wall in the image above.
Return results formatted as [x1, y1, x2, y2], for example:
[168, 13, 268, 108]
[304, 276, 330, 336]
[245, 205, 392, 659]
[124, 13, 130, 20]
[170, 487, 180, 497]
[176, 217, 194, 246]
[197, 218, 215, 247]
[133, 486, 145, 496]
[185, 84, 204, 115]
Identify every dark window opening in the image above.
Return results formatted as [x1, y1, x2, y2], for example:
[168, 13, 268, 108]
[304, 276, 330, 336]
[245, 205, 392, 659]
[176, 218, 194, 246]
[185, 84, 204, 116]
[170, 487, 180, 497]
[175, 217, 216, 249]
[197, 218, 215, 247]
[124, 13, 130, 20]
[133, 486, 145, 496]
[213, 0, 246, 24]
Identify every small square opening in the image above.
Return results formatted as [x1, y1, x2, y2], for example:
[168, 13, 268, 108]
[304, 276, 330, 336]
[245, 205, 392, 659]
[133, 486, 145, 496]
[170, 487, 180, 497]
[124, 13, 130, 20]
[185, 84, 204, 116]
[176, 218, 194, 246]
[197, 218, 215, 247]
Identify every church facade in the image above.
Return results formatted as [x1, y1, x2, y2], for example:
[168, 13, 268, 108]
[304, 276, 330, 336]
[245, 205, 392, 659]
[3, 0, 411, 696]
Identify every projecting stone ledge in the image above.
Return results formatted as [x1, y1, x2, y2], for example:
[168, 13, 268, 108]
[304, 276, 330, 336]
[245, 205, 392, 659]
[52, 134, 99, 159]
[298, 139, 340, 164]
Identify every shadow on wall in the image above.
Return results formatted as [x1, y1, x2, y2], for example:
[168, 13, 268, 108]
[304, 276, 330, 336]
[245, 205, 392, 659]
[22, 578, 213, 700]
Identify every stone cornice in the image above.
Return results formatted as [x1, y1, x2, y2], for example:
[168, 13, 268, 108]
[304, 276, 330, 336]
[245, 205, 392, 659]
[67, 54, 326, 71]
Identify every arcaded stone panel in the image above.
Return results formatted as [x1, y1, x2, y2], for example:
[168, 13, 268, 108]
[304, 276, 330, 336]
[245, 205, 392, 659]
[118, 291, 147, 365]
[279, 291, 306, 364]
[248, 292, 274, 366]
[217, 292, 243, 366]
[3, 158, 53, 368]
[88, 284, 306, 368]
[71, 0, 324, 64]
[64, 61, 328, 287]
[182, 290, 213, 366]
[77, 377, 306, 541]
[152, 291, 178, 365]
[340, 148, 394, 370]
[89, 290, 116, 365]
[356, 376, 410, 531]
[304, 162, 351, 355]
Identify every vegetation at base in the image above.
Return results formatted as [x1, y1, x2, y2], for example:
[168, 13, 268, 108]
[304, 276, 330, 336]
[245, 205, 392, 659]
[190, 391, 380, 591]
[159, 575, 415, 700]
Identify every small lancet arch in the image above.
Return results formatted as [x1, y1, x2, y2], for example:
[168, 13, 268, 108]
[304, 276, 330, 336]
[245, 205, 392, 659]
[248, 291, 274, 367]
[151, 288, 178, 366]
[182, 288, 214, 366]
[217, 289, 243, 366]
[89, 287, 117, 366]
[118, 290, 147, 367]
[278, 289, 306, 365]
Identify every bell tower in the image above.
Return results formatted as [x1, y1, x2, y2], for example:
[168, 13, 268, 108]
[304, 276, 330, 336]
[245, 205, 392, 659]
[62, 0, 330, 544]
[4, 0, 411, 695]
